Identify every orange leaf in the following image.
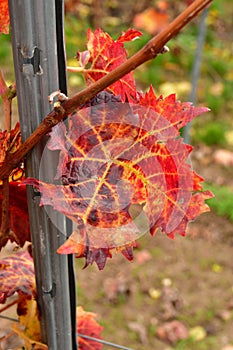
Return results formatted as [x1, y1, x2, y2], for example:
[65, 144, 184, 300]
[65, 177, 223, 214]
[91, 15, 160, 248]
[0, 0, 10, 35]
[133, 7, 170, 35]
[77, 306, 103, 350]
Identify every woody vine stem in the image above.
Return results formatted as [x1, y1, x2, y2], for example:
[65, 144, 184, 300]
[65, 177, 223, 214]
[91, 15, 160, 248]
[0, 0, 212, 180]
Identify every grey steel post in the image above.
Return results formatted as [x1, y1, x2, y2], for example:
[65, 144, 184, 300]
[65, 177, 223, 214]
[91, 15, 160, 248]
[9, 1, 76, 349]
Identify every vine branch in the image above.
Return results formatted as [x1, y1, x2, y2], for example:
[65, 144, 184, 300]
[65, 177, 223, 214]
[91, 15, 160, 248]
[0, 0, 212, 180]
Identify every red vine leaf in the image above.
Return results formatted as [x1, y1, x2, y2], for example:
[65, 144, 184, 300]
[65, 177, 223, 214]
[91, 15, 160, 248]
[77, 28, 141, 101]
[77, 306, 103, 350]
[0, 123, 30, 250]
[0, 0, 9, 35]
[24, 88, 213, 270]
[0, 251, 35, 304]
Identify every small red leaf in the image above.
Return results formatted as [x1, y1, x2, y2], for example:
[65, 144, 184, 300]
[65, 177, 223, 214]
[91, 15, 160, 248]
[77, 306, 103, 350]
[0, 0, 9, 35]
[77, 29, 137, 101]
[117, 28, 142, 43]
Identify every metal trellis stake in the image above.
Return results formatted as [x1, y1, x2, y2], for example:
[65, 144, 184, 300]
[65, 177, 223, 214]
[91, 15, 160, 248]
[9, 1, 77, 349]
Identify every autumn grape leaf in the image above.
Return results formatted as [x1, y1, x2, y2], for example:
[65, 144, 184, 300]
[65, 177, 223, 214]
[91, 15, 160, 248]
[0, 123, 30, 250]
[24, 88, 213, 269]
[0, 0, 9, 34]
[77, 28, 142, 102]
[77, 306, 103, 350]
[0, 251, 35, 304]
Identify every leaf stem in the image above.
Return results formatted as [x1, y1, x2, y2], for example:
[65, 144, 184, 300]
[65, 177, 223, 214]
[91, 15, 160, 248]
[0, 0, 212, 180]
